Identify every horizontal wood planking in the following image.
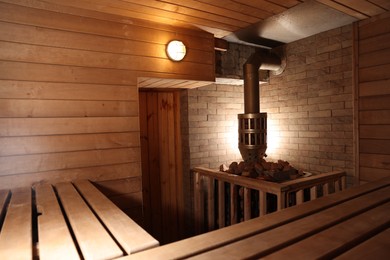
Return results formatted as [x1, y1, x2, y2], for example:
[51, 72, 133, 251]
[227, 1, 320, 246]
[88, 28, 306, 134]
[0, 2, 214, 46]
[359, 125, 390, 139]
[358, 14, 390, 40]
[360, 167, 390, 182]
[0, 41, 213, 77]
[0, 99, 137, 118]
[360, 153, 390, 170]
[359, 95, 390, 110]
[359, 47, 390, 68]
[94, 177, 142, 197]
[358, 63, 390, 82]
[0, 0, 214, 221]
[359, 110, 390, 124]
[0, 147, 141, 176]
[357, 13, 390, 182]
[359, 139, 390, 154]
[0, 80, 138, 101]
[0, 117, 139, 136]
[0, 22, 213, 65]
[0, 132, 140, 156]
[0, 163, 141, 190]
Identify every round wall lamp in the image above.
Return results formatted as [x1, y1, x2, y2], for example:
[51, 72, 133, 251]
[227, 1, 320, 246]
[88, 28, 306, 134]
[166, 40, 187, 61]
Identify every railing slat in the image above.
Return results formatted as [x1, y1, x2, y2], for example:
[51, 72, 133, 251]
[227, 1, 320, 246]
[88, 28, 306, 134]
[259, 190, 266, 216]
[207, 178, 215, 231]
[277, 192, 285, 211]
[230, 184, 237, 225]
[310, 186, 317, 201]
[194, 172, 204, 234]
[244, 188, 251, 221]
[218, 181, 225, 229]
[193, 167, 346, 234]
[296, 190, 304, 205]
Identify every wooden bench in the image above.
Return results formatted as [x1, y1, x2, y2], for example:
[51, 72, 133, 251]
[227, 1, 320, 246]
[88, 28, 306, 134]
[0, 180, 159, 260]
[119, 176, 390, 259]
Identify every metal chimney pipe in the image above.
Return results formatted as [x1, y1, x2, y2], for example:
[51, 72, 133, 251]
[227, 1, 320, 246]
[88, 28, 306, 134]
[243, 50, 282, 113]
[238, 50, 283, 162]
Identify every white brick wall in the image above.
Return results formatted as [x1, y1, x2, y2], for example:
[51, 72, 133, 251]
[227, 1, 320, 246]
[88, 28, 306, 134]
[184, 24, 354, 185]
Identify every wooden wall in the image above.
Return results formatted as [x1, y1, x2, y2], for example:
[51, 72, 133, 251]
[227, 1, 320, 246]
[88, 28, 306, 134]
[0, 0, 214, 221]
[139, 91, 184, 244]
[356, 11, 390, 183]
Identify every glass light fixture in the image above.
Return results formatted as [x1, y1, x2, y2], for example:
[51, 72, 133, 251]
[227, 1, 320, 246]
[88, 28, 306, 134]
[166, 40, 186, 61]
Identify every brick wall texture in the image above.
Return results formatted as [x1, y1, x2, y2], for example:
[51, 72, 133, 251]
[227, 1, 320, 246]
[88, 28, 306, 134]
[185, 24, 354, 184]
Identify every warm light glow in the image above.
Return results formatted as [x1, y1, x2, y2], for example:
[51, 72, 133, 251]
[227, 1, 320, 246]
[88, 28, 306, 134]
[266, 119, 281, 155]
[226, 123, 241, 157]
[166, 40, 187, 61]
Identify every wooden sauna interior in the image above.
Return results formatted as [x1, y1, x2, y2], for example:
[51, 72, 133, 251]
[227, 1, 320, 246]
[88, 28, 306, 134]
[1, 0, 389, 245]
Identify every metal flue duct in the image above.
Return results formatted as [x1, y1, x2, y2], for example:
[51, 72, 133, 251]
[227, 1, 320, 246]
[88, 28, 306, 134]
[238, 50, 284, 162]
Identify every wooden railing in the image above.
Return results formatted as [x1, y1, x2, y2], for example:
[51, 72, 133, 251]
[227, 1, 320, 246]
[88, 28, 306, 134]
[193, 167, 346, 234]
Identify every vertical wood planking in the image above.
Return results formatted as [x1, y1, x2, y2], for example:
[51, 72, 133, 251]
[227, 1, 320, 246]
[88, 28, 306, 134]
[158, 92, 170, 242]
[173, 91, 185, 239]
[147, 92, 163, 241]
[139, 92, 152, 232]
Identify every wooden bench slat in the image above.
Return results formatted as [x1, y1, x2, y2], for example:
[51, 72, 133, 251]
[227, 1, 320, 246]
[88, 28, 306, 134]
[336, 228, 390, 259]
[188, 186, 390, 259]
[0, 189, 10, 221]
[120, 177, 390, 260]
[55, 182, 123, 260]
[73, 180, 159, 254]
[35, 184, 80, 260]
[0, 188, 32, 260]
[266, 202, 390, 259]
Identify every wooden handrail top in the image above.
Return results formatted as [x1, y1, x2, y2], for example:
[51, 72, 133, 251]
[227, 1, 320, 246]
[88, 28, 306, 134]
[193, 167, 283, 194]
[283, 170, 346, 192]
[193, 167, 346, 194]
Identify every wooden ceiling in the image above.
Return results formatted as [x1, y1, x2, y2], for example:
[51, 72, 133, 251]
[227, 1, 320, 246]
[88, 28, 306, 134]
[40, 0, 390, 38]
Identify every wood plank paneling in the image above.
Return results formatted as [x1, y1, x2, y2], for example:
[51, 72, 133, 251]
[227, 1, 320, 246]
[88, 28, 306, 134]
[0, 99, 136, 118]
[0, 148, 140, 176]
[356, 12, 390, 182]
[0, 80, 138, 101]
[0, 117, 139, 136]
[139, 91, 184, 244]
[0, 163, 141, 190]
[0, 133, 140, 156]
[0, 1, 214, 222]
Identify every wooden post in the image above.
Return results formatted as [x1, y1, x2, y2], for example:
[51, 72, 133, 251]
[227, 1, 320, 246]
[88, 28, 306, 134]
[194, 172, 204, 234]
[277, 192, 285, 211]
[207, 178, 215, 231]
[323, 183, 329, 196]
[296, 190, 304, 205]
[259, 190, 267, 216]
[244, 188, 251, 221]
[218, 181, 225, 228]
[230, 184, 237, 225]
[310, 186, 317, 201]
